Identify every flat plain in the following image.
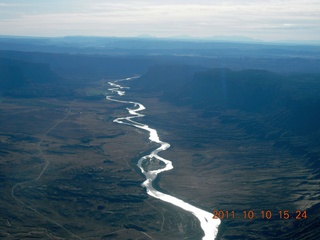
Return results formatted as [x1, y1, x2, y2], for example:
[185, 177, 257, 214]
[0, 90, 211, 239]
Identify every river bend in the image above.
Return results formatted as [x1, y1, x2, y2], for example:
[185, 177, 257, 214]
[106, 77, 221, 239]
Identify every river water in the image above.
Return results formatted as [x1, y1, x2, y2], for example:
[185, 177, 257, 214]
[106, 77, 221, 239]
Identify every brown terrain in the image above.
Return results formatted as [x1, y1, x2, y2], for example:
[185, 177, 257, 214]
[0, 83, 206, 239]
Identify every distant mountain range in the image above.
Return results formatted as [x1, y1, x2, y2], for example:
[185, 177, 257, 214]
[0, 57, 63, 97]
[133, 64, 320, 158]
[133, 65, 320, 125]
[0, 36, 319, 58]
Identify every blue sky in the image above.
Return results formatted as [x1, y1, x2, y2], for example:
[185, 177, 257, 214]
[0, 0, 319, 42]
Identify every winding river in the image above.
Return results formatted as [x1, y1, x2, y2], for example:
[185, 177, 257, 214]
[106, 77, 221, 239]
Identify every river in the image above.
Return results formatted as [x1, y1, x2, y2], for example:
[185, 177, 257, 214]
[106, 77, 221, 239]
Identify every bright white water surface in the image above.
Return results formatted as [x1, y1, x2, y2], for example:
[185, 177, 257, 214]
[106, 77, 221, 239]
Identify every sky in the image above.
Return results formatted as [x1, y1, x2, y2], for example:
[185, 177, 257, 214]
[0, 0, 320, 42]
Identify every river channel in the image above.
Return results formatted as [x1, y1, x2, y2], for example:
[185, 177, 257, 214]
[106, 77, 221, 239]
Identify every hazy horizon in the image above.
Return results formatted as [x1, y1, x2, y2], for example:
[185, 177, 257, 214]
[1, 34, 320, 46]
[0, 0, 319, 43]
